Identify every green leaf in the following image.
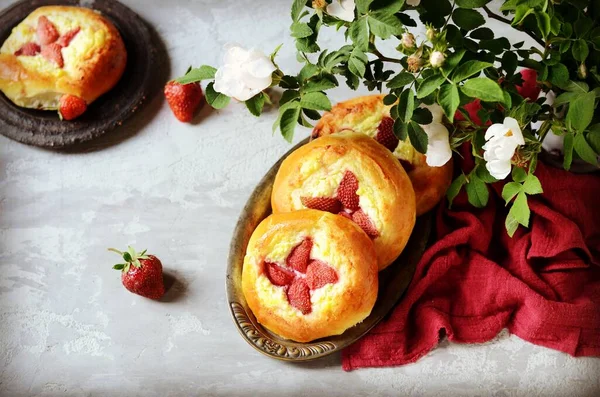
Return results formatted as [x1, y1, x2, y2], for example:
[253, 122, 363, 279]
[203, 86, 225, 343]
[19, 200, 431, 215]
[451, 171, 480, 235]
[567, 92, 595, 132]
[588, 127, 600, 154]
[465, 175, 489, 208]
[512, 166, 527, 183]
[452, 61, 493, 82]
[408, 121, 428, 154]
[574, 133, 599, 165]
[280, 107, 301, 142]
[291, 0, 305, 21]
[447, 174, 467, 208]
[303, 77, 338, 93]
[367, 12, 403, 39]
[245, 93, 265, 117]
[437, 84, 459, 122]
[502, 182, 522, 204]
[456, 0, 491, 8]
[553, 91, 581, 107]
[563, 133, 574, 170]
[348, 47, 368, 77]
[398, 89, 415, 123]
[303, 108, 321, 120]
[387, 72, 414, 89]
[510, 192, 530, 227]
[349, 17, 370, 52]
[460, 78, 504, 102]
[393, 119, 408, 140]
[412, 108, 433, 124]
[113, 264, 125, 270]
[535, 12, 551, 39]
[505, 212, 519, 237]
[175, 65, 217, 84]
[383, 94, 397, 106]
[442, 49, 466, 74]
[205, 82, 231, 109]
[280, 90, 300, 106]
[355, 0, 373, 14]
[572, 39, 589, 63]
[291, 22, 313, 38]
[523, 174, 544, 195]
[123, 252, 132, 262]
[370, 0, 404, 13]
[549, 63, 570, 86]
[417, 74, 445, 99]
[475, 165, 498, 183]
[513, 4, 534, 25]
[452, 8, 485, 31]
[470, 27, 494, 40]
[300, 92, 332, 111]
[502, 52, 518, 77]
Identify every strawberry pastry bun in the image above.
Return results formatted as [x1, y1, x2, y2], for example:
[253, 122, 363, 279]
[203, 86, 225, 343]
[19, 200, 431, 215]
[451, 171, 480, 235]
[0, 6, 127, 119]
[272, 132, 416, 270]
[242, 210, 378, 342]
[312, 94, 453, 215]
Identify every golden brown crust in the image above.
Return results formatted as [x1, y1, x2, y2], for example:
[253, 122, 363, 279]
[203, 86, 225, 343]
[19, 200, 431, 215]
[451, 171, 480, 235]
[0, 6, 127, 109]
[271, 132, 416, 270]
[312, 94, 453, 216]
[242, 210, 378, 342]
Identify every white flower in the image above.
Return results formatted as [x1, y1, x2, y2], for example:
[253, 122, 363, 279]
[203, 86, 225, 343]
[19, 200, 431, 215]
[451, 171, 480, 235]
[407, 0, 421, 6]
[401, 32, 415, 48]
[326, 0, 355, 22]
[420, 104, 452, 167]
[482, 117, 525, 179]
[213, 44, 277, 101]
[430, 51, 446, 68]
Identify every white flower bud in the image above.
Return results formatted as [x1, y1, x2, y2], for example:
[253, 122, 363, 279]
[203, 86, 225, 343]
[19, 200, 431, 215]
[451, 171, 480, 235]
[407, 54, 423, 72]
[401, 32, 415, 48]
[430, 51, 446, 68]
[407, 0, 421, 6]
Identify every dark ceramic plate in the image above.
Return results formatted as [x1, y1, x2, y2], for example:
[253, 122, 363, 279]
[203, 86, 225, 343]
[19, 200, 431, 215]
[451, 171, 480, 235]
[226, 138, 432, 361]
[0, 0, 157, 148]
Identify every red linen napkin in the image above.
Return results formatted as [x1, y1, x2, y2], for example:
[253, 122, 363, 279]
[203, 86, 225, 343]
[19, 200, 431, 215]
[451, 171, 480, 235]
[342, 153, 600, 371]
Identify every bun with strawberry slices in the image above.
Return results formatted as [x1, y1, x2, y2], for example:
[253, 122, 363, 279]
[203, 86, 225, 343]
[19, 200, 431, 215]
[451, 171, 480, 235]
[0, 6, 127, 119]
[312, 94, 453, 215]
[242, 210, 378, 342]
[272, 132, 416, 271]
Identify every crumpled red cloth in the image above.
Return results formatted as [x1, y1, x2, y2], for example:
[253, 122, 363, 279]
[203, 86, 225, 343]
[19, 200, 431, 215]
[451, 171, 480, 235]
[342, 154, 600, 371]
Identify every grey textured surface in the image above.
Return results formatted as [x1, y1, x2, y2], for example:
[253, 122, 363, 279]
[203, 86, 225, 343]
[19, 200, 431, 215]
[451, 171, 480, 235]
[0, 0, 599, 396]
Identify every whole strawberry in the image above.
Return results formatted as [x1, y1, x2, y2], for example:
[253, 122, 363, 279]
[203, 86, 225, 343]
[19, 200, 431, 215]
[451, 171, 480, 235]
[109, 246, 165, 300]
[59, 94, 87, 120]
[164, 80, 203, 122]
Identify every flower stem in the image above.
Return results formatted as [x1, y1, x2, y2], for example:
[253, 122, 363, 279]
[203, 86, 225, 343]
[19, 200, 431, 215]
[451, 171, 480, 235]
[482, 5, 545, 47]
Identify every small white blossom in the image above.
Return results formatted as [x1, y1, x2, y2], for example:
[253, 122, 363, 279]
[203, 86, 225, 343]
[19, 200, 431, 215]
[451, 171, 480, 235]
[401, 32, 415, 48]
[326, 0, 355, 22]
[420, 104, 452, 167]
[213, 44, 277, 101]
[482, 117, 525, 179]
[407, 0, 421, 6]
[430, 51, 446, 68]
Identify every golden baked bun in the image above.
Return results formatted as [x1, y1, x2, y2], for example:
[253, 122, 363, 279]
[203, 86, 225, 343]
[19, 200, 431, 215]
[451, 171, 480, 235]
[312, 94, 453, 215]
[242, 210, 378, 342]
[272, 132, 416, 270]
[0, 6, 127, 112]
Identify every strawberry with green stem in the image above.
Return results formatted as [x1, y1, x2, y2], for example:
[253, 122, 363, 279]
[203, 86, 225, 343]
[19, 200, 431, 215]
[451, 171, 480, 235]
[109, 246, 165, 300]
